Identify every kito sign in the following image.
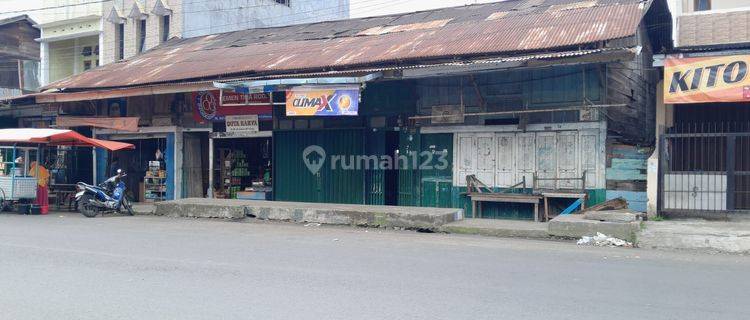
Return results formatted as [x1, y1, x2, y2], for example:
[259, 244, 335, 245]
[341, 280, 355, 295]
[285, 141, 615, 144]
[664, 55, 750, 104]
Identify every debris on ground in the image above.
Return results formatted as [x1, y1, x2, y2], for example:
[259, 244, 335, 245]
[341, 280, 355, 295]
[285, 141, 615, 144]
[584, 209, 644, 223]
[577, 232, 633, 248]
[304, 223, 321, 227]
[584, 197, 628, 212]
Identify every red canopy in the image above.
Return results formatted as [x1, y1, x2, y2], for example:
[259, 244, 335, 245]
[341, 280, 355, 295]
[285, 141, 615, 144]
[0, 129, 135, 151]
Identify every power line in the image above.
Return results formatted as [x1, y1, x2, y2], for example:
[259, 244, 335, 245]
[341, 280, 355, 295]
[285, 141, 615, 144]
[26, 0, 394, 58]
[31, 0, 510, 59]
[37, 0, 435, 73]
[0, 0, 113, 15]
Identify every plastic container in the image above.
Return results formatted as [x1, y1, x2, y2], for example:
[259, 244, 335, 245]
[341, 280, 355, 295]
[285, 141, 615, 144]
[16, 204, 30, 214]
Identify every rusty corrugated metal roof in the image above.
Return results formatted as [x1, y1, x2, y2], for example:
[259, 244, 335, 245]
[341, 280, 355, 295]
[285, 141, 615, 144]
[45, 0, 652, 90]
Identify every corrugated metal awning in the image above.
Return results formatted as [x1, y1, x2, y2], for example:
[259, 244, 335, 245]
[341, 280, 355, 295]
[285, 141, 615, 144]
[27, 47, 634, 103]
[214, 73, 383, 93]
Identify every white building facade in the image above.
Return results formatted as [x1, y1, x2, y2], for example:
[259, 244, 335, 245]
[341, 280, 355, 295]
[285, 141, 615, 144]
[100, 0, 350, 65]
[37, 0, 350, 85]
[37, 0, 105, 86]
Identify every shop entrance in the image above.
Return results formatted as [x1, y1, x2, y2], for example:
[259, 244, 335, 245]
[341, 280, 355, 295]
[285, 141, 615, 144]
[365, 130, 400, 206]
[659, 103, 750, 216]
[211, 135, 272, 200]
[109, 138, 168, 203]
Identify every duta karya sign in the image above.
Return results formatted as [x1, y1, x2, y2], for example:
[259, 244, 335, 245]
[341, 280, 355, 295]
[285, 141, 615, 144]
[285, 86, 359, 116]
[225, 114, 259, 133]
[665, 54, 750, 104]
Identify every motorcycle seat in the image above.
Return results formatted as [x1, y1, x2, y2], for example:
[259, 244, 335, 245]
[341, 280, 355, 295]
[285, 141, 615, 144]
[78, 182, 105, 191]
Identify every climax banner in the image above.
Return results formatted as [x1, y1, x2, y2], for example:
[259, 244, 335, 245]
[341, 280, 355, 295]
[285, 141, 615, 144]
[665, 54, 750, 104]
[193, 90, 271, 123]
[285, 86, 359, 116]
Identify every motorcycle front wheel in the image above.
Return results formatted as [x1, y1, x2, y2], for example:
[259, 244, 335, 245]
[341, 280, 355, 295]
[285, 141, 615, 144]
[122, 197, 134, 216]
[79, 194, 98, 218]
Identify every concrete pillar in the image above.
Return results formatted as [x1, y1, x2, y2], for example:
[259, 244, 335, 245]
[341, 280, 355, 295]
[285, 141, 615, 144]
[92, 129, 98, 185]
[40, 42, 49, 86]
[174, 127, 183, 199]
[207, 137, 214, 198]
[73, 37, 80, 75]
[647, 80, 673, 217]
[98, 21, 104, 67]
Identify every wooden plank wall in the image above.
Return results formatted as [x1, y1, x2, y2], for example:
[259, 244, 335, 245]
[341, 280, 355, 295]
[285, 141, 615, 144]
[0, 18, 40, 60]
[605, 23, 658, 145]
[415, 65, 603, 126]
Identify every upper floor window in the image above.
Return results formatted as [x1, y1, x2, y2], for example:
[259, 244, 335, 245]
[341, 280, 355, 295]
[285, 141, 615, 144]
[275, 0, 290, 6]
[136, 19, 147, 53]
[81, 45, 99, 71]
[116, 23, 125, 60]
[695, 0, 711, 11]
[161, 15, 171, 43]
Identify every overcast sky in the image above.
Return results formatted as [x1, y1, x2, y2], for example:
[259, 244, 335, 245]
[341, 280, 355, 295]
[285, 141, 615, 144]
[0, 0, 42, 20]
[1, 0, 678, 23]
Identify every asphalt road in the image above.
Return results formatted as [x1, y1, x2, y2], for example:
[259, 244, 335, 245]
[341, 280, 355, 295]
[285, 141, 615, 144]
[1, 213, 748, 320]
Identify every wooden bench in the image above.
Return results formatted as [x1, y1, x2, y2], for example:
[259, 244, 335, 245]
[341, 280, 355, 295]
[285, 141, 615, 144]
[49, 184, 77, 211]
[467, 193, 543, 222]
[541, 192, 587, 222]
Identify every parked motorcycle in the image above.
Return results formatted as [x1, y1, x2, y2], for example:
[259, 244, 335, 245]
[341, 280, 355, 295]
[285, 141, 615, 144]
[75, 169, 134, 218]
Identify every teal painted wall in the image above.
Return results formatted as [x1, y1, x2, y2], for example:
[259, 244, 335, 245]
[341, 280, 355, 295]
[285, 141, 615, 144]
[452, 186, 607, 220]
[606, 190, 647, 212]
[605, 143, 652, 213]
[416, 65, 604, 125]
[95, 147, 107, 185]
[165, 133, 175, 200]
[360, 81, 417, 116]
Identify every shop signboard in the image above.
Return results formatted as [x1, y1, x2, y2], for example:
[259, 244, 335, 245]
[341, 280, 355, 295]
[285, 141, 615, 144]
[665, 54, 750, 104]
[285, 86, 359, 116]
[193, 90, 271, 123]
[225, 114, 259, 133]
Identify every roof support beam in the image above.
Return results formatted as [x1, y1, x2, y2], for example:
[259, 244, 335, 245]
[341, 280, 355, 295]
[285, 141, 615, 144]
[213, 72, 383, 93]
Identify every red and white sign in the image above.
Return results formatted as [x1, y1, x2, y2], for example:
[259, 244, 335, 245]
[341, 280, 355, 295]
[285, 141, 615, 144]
[193, 90, 272, 123]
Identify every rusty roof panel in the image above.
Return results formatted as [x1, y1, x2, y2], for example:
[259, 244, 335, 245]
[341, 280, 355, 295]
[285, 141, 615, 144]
[46, 0, 652, 90]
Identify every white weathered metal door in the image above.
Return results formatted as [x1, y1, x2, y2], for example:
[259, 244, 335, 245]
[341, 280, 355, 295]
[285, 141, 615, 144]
[475, 134, 495, 187]
[455, 134, 476, 186]
[579, 129, 600, 188]
[557, 131, 579, 189]
[516, 132, 536, 186]
[535, 132, 557, 189]
[495, 133, 515, 187]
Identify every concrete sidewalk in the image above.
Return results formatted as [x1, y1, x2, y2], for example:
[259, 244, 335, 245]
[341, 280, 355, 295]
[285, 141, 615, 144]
[639, 220, 750, 254]
[137, 199, 750, 255]
[153, 198, 463, 230]
[439, 219, 550, 239]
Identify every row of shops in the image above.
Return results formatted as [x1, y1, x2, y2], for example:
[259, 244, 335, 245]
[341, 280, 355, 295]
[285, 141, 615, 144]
[8, 62, 655, 219]
[4, 0, 711, 219]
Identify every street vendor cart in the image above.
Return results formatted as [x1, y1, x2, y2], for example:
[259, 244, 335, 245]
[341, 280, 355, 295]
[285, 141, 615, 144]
[0, 129, 134, 213]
